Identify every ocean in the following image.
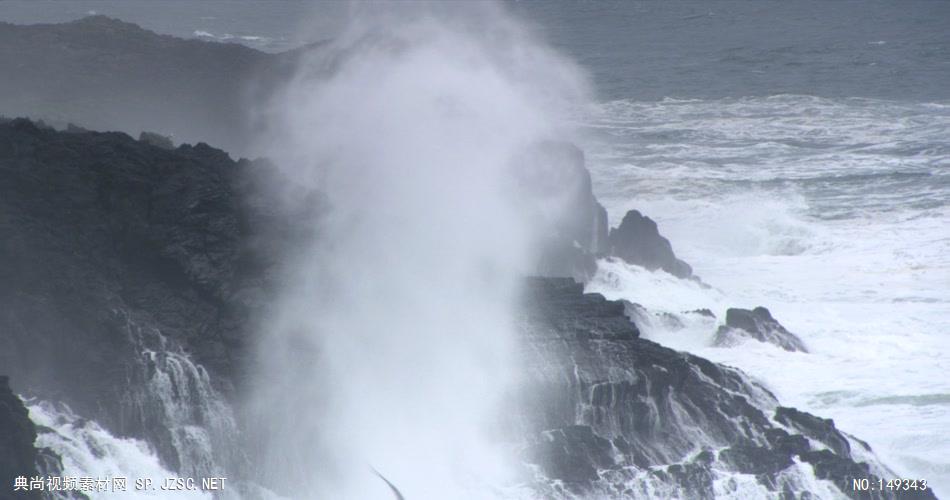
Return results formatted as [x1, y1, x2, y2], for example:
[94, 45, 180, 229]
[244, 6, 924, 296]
[2, 0, 948, 496]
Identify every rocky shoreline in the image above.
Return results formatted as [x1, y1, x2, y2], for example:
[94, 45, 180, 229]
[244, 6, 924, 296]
[516, 279, 922, 499]
[0, 116, 936, 499]
[0, 14, 940, 500]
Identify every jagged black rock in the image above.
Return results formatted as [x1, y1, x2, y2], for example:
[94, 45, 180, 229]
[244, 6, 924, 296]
[0, 119, 934, 499]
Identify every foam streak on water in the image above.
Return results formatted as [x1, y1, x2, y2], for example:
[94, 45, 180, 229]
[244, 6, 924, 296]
[583, 95, 950, 496]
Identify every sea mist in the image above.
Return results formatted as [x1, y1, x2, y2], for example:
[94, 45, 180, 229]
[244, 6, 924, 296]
[246, 4, 588, 498]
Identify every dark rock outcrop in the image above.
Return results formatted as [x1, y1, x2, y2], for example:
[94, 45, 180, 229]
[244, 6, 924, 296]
[525, 425, 617, 484]
[715, 306, 809, 352]
[0, 16, 304, 157]
[608, 209, 693, 279]
[1, 118, 237, 401]
[0, 118, 320, 472]
[516, 279, 931, 499]
[139, 131, 174, 149]
[519, 141, 608, 281]
[0, 376, 41, 499]
[718, 444, 795, 476]
[0, 119, 927, 499]
[686, 308, 716, 318]
[775, 406, 853, 457]
[623, 301, 687, 332]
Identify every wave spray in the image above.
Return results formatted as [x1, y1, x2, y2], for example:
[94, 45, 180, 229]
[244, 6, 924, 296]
[246, 3, 589, 498]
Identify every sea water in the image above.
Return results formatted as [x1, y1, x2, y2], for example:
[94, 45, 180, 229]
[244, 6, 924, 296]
[3, 0, 948, 496]
[583, 94, 950, 495]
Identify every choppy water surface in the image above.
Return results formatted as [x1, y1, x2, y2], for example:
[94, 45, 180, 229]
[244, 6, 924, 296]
[584, 94, 950, 494]
[3, 0, 948, 496]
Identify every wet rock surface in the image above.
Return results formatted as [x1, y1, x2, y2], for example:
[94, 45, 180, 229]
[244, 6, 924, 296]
[0, 16, 303, 157]
[607, 209, 693, 279]
[715, 307, 809, 352]
[517, 278, 934, 499]
[775, 406, 853, 457]
[524, 142, 608, 282]
[0, 376, 41, 499]
[0, 119, 317, 456]
[0, 119, 933, 499]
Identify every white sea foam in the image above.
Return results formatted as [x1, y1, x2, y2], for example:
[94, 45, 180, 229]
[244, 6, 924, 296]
[192, 29, 271, 45]
[29, 402, 212, 500]
[583, 94, 950, 496]
[28, 403, 286, 500]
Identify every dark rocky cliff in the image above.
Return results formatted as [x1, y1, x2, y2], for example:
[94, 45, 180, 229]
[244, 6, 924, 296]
[0, 17, 695, 289]
[0, 118, 320, 474]
[524, 141, 609, 281]
[517, 279, 933, 499]
[0, 118, 248, 396]
[0, 16, 299, 157]
[0, 119, 933, 499]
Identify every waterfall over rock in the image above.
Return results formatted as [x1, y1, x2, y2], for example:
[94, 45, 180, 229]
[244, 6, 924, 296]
[0, 43, 936, 497]
[515, 278, 932, 499]
[118, 310, 238, 479]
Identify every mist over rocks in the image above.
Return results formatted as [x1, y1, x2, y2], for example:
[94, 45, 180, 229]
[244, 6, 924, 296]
[528, 141, 609, 281]
[526, 143, 701, 286]
[0, 118, 323, 474]
[239, 5, 623, 491]
[139, 131, 175, 150]
[607, 209, 694, 279]
[0, 13, 923, 497]
[715, 307, 809, 353]
[0, 14, 700, 289]
[0, 16, 302, 157]
[622, 301, 689, 332]
[0, 116, 927, 498]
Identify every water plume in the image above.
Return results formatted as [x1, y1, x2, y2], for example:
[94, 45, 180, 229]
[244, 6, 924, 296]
[245, 3, 589, 498]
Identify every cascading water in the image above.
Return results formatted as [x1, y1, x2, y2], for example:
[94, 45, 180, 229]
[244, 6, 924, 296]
[23, 309, 254, 499]
[117, 310, 237, 480]
[29, 402, 212, 500]
[3, 4, 932, 499]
